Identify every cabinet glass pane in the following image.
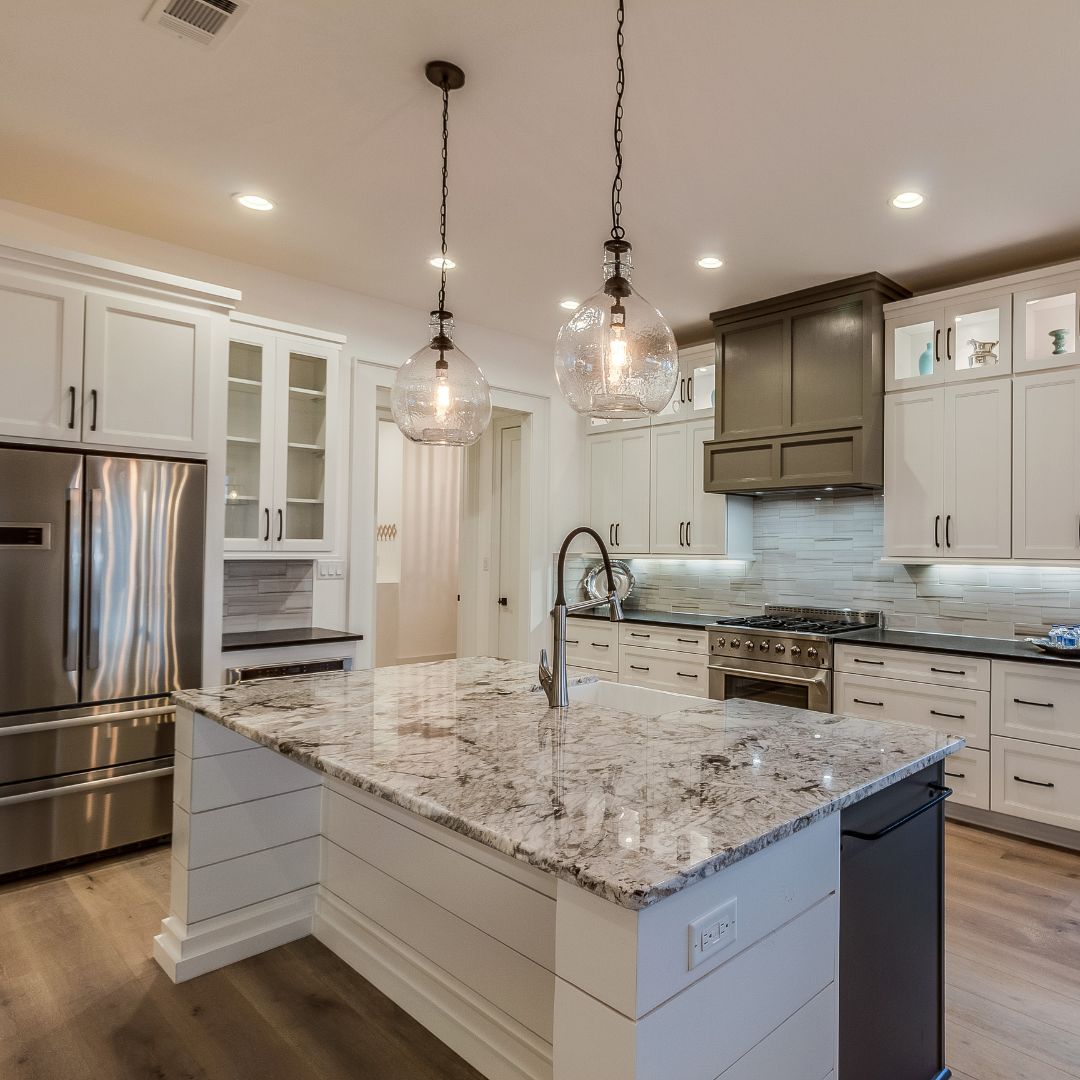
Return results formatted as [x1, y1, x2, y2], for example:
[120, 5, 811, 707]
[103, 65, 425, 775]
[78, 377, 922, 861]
[284, 351, 327, 541]
[225, 341, 264, 541]
[893, 320, 936, 382]
[1025, 293, 1076, 363]
[688, 362, 716, 414]
[952, 307, 1002, 373]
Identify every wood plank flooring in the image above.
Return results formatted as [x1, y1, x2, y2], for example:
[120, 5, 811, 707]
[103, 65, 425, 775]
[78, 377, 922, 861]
[0, 822, 1077, 1078]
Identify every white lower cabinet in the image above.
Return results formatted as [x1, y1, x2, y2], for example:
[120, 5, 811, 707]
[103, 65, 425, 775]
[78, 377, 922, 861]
[991, 736, 1080, 831]
[564, 620, 619, 673]
[940, 747, 990, 810]
[991, 660, 1080, 751]
[618, 644, 708, 697]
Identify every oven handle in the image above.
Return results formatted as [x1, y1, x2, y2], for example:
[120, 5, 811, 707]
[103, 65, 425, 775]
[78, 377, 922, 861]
[0, 766, 174, 807]
[708, 664, 830, 687]
[0, 705, 174, 737]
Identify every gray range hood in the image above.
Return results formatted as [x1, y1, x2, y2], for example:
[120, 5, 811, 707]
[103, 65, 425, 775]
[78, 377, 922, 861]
[702, 272, 910, 495]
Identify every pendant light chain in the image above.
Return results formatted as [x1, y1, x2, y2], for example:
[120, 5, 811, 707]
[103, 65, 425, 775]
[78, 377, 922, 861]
[438, 76, 450, 328]
[610, 0, 626, 242]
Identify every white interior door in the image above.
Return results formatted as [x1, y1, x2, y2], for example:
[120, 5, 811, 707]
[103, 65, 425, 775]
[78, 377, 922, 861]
[83, 294, 211, 453]
[1013, 369, 1080, 559]
[0, 271, 85, 442]
[650, 424, 690, 553]
[689, 418, 728, 554]
[615, 428, 651, 553]
[495, 423, 523, 659]
[884, 387, 945, 558]
[944, 379, 1012, 559]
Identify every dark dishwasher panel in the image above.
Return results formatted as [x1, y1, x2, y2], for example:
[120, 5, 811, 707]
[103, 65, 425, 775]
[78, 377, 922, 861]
[840, 761, 952, 1080]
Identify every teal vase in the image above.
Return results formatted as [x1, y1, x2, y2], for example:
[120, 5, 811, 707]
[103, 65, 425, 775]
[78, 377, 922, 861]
[917, 341, 933, 376]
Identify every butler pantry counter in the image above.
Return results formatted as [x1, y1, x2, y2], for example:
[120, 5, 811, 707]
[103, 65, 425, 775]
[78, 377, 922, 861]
[157, 657, 961, 1080]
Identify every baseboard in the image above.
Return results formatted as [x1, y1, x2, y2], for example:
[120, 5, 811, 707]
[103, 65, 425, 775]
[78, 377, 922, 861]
[947, 804, 1080, 853]
[154, 885, 317, 983]
[314, 886, 552, 1080]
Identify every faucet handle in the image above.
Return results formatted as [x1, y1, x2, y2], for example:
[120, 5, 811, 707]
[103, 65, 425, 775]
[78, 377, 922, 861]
[609, 590, 625, 621]
[538, 648, 553, 693]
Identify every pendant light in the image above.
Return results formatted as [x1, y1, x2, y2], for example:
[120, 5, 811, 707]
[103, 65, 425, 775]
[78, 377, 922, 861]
[392, 61, 492, 446]
[554, 0, 679, 419]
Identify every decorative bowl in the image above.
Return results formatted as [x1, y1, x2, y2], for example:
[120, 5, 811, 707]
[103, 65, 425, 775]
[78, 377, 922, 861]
[1028, 637, 1080, 659]
[583, 560, 636, 603]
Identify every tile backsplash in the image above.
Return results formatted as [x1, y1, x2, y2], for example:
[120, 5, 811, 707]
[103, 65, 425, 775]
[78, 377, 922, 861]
[571, 494, 1080, 640]
[223, 560, 314, 633]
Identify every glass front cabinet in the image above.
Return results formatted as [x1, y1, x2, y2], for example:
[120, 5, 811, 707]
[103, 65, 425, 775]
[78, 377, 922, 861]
[224, 315, 342, 553]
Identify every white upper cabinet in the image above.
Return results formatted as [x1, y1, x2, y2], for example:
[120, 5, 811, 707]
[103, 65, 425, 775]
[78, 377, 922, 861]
[885, 303, 944, 391]
[0, 271, 85, 441]
[652, 343, 716, 425]
[884, 387, 945, 558]
[83, 294, 212, 454]
[1013, 369, 1080, 560]
[649, 423, 690, 553]
[224, 316, 342, 555]
[1012, 275, 1080, 373]
[585, 426, 650, 555]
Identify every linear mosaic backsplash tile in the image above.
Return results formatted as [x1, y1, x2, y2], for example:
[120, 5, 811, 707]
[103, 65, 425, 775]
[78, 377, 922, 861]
[222, 560, 314, 633]
[570, 494, 1080, 640]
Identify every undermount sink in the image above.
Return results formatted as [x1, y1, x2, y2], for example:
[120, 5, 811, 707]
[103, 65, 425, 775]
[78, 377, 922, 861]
[562, 679, 710, 718]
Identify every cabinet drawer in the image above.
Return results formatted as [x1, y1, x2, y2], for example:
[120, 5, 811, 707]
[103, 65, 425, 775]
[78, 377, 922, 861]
[565, 620, 619, 673]
[942, 747, 989, 811]
[992, 661, 1080, 750]
[619, 646, 708, 697]
[619, 623, 708, 653]
[833, 672, 989, 750]
[991, 736, 1080, 830]
[835, 644, 989, 691]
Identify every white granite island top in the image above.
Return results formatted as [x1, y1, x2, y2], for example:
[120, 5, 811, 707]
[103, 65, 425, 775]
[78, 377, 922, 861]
[174, 657, 963, 911]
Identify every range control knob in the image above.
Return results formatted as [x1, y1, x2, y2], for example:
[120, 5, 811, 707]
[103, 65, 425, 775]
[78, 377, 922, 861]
[759, 640, 770, 652]
[730, 638, 741, 649]
[716, 636, 726, 648]
[789, 645, 801, 658]
[745, 639, 755, 651]
[807, 647, 819, 660]
[775, 643, 786, 654]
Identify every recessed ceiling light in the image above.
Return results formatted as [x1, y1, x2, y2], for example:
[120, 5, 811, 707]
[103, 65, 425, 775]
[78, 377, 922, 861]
[697, 256, 724, 269]
[559, 298, 580, 310]
[429, 256, 456, 270]
[890, 191, 924, 210]
[234, 193, 274, 212]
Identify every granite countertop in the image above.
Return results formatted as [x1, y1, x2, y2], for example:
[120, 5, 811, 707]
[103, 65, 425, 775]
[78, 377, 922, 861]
[175, 657, 962, 911]
[842, 627, 1080, 666]
[222, 626, 365, 653]
[568, 609, 724, 631]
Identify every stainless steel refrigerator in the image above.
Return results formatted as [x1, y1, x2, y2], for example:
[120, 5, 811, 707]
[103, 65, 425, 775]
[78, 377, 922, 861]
[0, 446, 205, 877]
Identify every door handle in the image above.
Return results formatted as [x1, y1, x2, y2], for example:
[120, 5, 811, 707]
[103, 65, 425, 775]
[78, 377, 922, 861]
[629, 664, 650, 672]
[64, 486, 82, 673]
[934, 329, 941, 364]
[679, 377, 686, 404]
[614, 522, 620, 546]
[853, 698, 884, 707]
[67, 386, 77, 430]
[263, 508, 270, 542]
[0, 766, 174, 808]
[677, 637, 698, 644]
[89, 388, 99, 432]
[497, 597, 509, 607]
[629, 632, 651, 638]
[946, 325, 953, 361]
[944, 770, 966, 779]
[679, 521, 685, 547]
[1013, 775, 1055, 789]
[686, 521, 691, 546]
[930, 709, 966, 720]
[688, 375, 694, 404]
[87, 488, 104, 671]
[945, 514, 952, 548]
[934, 514, 941, 548]
[676, 671, 699, 679]
[852, 658, 884, 665]
[276, 508, 284, 542]
[930, 666, 965, 676]
[1014, 697, 1054, 708]
[609, 523, 614, 546]
[842, 784, 952, 842]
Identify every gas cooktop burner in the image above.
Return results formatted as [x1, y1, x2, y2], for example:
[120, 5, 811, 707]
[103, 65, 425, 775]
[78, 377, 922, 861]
[713, 607, 880, 638]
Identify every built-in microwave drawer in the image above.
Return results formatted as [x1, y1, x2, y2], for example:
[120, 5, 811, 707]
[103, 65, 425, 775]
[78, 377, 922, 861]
[941, 747, 989, 811]
[619, 623, 709, 653]
[992, 661, 1080, 751]
[835, 644, 990, 691]
[833, 672, 989, 751]
[991, 736, 1080, 831]
[565, 620, 619, 673]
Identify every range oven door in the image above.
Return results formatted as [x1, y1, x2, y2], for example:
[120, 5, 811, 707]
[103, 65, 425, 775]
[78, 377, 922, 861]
[708, 656, 832, 712]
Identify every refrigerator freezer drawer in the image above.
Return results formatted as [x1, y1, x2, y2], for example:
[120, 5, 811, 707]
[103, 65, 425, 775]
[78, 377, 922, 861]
[0, 698, 175, 785]
[0, 757, 173, 878]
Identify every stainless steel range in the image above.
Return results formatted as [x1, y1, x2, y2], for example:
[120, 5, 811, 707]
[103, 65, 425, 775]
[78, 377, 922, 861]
[708, 605, 880, 712]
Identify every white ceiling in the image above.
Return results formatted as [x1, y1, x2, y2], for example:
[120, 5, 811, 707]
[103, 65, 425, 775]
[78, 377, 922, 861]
[4, 0, 1080, 345]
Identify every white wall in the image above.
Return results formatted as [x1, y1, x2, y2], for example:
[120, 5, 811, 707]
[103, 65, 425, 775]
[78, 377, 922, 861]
[0, 197, 585, 649]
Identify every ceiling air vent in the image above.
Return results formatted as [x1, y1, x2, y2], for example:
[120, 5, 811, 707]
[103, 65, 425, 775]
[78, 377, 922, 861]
[144, 0, 251, 47]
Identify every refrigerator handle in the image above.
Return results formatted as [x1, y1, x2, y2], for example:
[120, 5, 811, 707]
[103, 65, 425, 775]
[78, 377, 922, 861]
[87, 488, 104, 671]
[64, 486, 83, 673]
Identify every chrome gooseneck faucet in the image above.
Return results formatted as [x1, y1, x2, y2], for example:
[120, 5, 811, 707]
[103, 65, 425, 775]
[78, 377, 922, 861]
[539, 526, 624, 708]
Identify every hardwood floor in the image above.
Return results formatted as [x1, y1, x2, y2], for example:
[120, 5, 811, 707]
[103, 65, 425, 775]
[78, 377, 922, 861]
[0, 822, 1077, 1078]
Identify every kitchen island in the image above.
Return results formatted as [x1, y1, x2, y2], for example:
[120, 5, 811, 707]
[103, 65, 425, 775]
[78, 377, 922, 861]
[158, 658, 961, 1080]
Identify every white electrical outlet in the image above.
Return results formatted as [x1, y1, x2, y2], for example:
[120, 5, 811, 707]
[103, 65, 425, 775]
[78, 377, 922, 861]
[687, 898, 737, 970]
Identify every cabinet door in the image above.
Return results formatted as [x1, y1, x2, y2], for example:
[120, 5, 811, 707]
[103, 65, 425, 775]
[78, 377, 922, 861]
[1013, 277, 1080, 373]
[586, 433, 619, 547]
[883, 388, 944, 558]
[272, 338, 338, 552]
[224, 329, 278, 552]
[614, 428, 651, 553]
[943, 291, 1012, 382]
[885, 305, 945, 391]
[943, 380, 1011, 559]
[83, 294, 211, 453]
[653, 343, 715, 425]
[0, 272, 85, 441]
[689, 418, 731, 555]
[649, 424, 690, 553]
[1013, 369, 1080, 559]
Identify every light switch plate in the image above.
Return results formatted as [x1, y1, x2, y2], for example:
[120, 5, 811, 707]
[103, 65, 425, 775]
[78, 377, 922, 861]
[688, 898, 737, 970]
[317, 559, 346, 580]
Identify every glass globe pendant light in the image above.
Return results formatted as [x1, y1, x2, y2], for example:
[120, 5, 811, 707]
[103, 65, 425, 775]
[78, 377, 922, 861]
[392, 61, 492, 446]
[554, 0, 678, 419]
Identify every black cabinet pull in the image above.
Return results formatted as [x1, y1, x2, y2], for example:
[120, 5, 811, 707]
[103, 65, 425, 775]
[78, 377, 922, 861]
[679, 377, 686, 403]
[676, 671, 699, 679]
[615, 523, 620, 546]
[590, 642, 610, 649]
[565, 638, 580, 645]
[67, 386, 76, 429]
[946, 325, 953, 360]
[686, 521, 692, 546]
[934, 328, 941, 363]
[1014, 775, 1055, 789]
[609, 523, 615, 546]
[853, 658, 885, 666]
[679, 521, 685, 547]
[629, 632, 651, 638]
[262, 508, 270, 542]
[945, 514, 952, 548]
[630, 664, 650, 672]
[944, 770, 966, 779]
[1014, 697, 1054, 708]
[688, 375, 694, 403]
[276, 508, 283, 542]
[853, 697, 884, 707]
[89, 388, 98, 432]
[930, 666, 964, 676]
[677, 637, 697, 644]
[842, 784, 952, 842]
[930, 709, 966, 720]
[934, 514, 941, 548]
